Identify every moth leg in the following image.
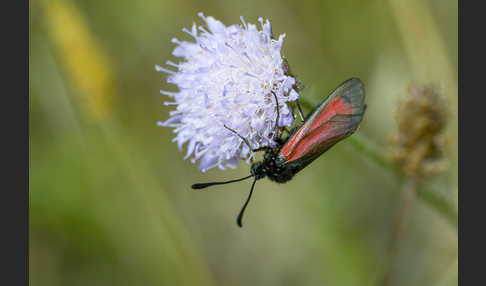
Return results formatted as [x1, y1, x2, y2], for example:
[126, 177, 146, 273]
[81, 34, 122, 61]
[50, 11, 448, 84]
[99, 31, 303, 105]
[270, 91, 280, 134]
[223, 125, 270, 156]
[296, 100, 305, 123]
[249, 148, 267, 163]
[252, 146, 270, 152]
[224, 124, 253, 151]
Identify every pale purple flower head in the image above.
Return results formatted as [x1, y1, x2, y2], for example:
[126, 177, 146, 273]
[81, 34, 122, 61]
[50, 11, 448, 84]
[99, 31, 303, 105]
[157, 13, 300, 172]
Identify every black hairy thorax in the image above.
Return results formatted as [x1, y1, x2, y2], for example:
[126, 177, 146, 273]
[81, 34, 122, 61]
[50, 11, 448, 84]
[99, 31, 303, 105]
[250, 145, 296, 184]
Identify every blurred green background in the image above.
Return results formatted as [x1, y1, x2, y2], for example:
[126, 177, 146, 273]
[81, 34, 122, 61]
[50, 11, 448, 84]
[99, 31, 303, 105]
[29, 0, 457, 285]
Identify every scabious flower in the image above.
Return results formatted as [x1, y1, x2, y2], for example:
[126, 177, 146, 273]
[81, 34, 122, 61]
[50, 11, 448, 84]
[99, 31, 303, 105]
[157, 13, 300, 172]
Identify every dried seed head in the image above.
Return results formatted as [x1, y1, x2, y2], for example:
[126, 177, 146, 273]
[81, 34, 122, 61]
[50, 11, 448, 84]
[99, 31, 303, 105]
[390, 83, 449, 179]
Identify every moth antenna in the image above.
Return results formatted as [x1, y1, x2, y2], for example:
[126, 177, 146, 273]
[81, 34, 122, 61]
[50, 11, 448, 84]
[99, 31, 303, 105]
[191, 175, 253, 190]
[236, 177, 258, 227]
[271, 91, 280, 134]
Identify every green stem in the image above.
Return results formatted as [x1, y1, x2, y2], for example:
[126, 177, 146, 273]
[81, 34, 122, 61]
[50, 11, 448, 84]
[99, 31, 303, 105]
[416, 184, 457, 229]
[378, 178, 417, 286]
[298, 97, 458, 230]
[346, 135, 396, 172]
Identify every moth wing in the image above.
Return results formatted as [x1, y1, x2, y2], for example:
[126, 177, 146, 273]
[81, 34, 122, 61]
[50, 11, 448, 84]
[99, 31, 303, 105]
[279, 78, 366, 165]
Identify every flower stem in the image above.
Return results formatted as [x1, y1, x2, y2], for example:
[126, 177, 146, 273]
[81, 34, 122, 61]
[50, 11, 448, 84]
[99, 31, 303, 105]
[346, 135, 396, 172]
[298, 97, 457, 230]
[349, 133, 457, 230]
[416, 184, 458, 229]
[377, 178, 417, 286]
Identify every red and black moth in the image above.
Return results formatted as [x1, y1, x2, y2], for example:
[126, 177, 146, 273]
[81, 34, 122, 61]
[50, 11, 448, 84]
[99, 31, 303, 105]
[192, 78, 366, 227]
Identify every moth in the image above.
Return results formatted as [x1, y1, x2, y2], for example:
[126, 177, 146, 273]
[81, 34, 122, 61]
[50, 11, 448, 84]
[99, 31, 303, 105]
[193, 78, 366, 227]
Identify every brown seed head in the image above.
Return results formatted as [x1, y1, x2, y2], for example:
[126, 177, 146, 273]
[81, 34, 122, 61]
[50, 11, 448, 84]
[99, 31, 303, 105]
[390, 83, 449, 179]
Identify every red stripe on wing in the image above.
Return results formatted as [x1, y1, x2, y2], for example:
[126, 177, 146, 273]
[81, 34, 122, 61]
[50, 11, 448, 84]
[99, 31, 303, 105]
[309, 98, 353, 130]
[279, 98, 353, 162]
